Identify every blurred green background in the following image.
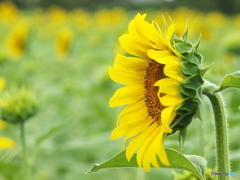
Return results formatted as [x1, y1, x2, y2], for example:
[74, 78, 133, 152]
[0, 0, 239, 180]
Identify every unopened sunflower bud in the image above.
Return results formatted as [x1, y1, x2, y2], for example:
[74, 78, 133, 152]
[0, 88, 38, 124]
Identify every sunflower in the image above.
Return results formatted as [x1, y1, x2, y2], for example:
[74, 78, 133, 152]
[109, 14, 203, 172]
[55, 28, 73, 61]
[6, 24, 28, 59]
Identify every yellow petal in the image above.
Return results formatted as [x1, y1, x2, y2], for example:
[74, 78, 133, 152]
[166, 24, 175, 43]
[164, 63, 184, 81]
[117, 100, 146, 124]
[122, 118, 151, 148]
[126, 123, 158, 161]
[141, 146, 152, 172]
[108, 67, 144, 85]
[155, 78, 179, 96]
[160, 84, 178, 95]
[112, 119, 151, 140]
[158, 146, 170, 166]
[114, 54, 148, 71]
[128, 14, 152, 51]
[109, 85, 144, 107]
[128, 13, 171, 53]
[149, 131, 167, 168]
[125, 119, 152, 140]
[150, 152, 160, 169]
[161, 106, 176, 133]
[147, 49, 177, 64]
[132, 14, 168, 50]
[142, 24, 168, 50]
[119, 34, 149, 60]
[136, 123, 159, 169]
[153, 131, 170, 166]
[160, 94, 182, 106]
[155, 77, 177, 86]
[111, 123, 130, 139]
[141, 126, 168, 171]
[149, 21, 168, 50]
[119, 107, 148, 125]
[165, 24, 179, 56]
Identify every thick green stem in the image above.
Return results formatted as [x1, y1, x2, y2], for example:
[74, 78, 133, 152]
[20, 122, 29, 180]
[203, 90, 231, 180]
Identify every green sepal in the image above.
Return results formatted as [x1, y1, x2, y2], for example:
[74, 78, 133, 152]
[195, 88, 202, 103]
[180, 61, 199, 76]
[177, 98, 198, 114]
[178, 125, 188, 151]
[175, 42, 193, 54]
[181, 75, 204, 90]
[200, 63, 215, 77]
[171, 113, 193, 132]
[178, 86, 202, 104]
[172, 36, 184, 43]
[87, 149, 207, 180]
[182, 52, 201, 65]
[194, 52, 203, 64]
[214, 71, 240, 93]
[179, 85, 197, 97]
[194, 33, 202, 51]
[194, 106, 203, 122]
[171, 28, 204, 151]
[182, 23, 189, 42]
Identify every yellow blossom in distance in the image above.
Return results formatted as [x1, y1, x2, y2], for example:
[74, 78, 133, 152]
[55, 28, 73, 61]
[6, 24, 28, 59]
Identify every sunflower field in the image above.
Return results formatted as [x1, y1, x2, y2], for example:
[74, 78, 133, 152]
[0, 1, 239, 180]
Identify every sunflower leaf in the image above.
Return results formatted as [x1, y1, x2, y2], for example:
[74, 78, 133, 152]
[215, 71, 240, 93]
[184, 155, 207, 176]
[87, 149, 207, 180]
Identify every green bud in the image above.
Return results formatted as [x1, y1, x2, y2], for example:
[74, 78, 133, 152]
[0, 88, 38, 124]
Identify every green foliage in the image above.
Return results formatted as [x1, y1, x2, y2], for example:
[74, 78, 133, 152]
[215, 71, 240, 93]
[34, 121, 71, 151]
[88, 149, 207, 180]
[0, 162, 20, 180]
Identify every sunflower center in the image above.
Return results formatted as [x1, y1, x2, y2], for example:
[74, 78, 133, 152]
[144, 59, 165, 124]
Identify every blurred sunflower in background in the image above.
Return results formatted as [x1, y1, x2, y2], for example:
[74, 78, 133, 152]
[0, 1, 19, 24]
[55, 28, 73, 61]
[6, 24, 28, 59]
